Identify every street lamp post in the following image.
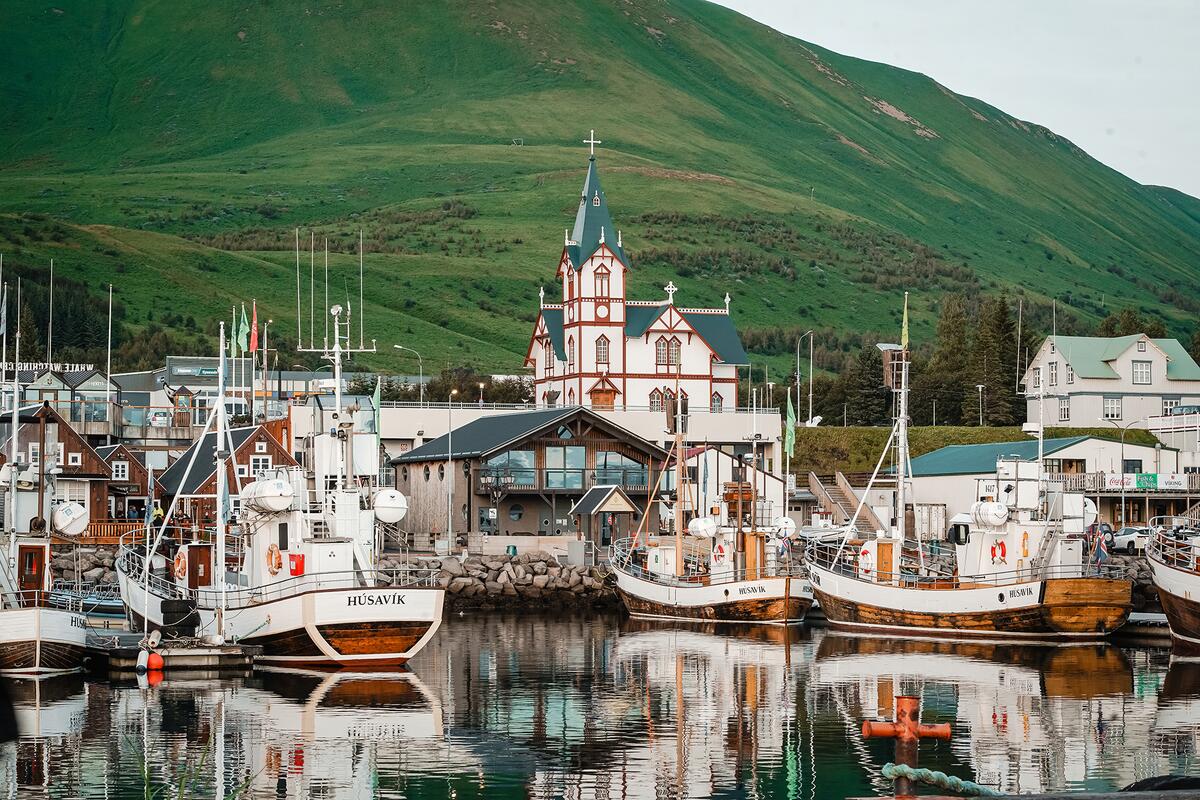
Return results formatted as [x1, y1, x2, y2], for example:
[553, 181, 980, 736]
[1106, 417, 1144, 528]
[393, 344, 424, 406]
[447, 388, 458, 544]
[975, 384, 985, 426]
[796, 330, 814, 425]
[478, 382, 485, 408]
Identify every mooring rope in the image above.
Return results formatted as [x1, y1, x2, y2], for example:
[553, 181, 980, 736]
[881, 763, 1003, 797]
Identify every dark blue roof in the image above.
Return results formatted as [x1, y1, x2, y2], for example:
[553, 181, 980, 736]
[679, 311, 749, 365]
[393, 408, 576, 463]
[541, 307, 566, 360]
[540, 303, 748, 365]
[566, 156, 626, 268]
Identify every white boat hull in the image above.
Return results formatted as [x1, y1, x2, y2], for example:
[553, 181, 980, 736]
[613, 567, 812, 625]
[118, 569, 443, 668]
[0, 607, 88, 675]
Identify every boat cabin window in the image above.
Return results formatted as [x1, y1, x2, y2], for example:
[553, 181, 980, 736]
[948, 523, 970, 546]
[277, 522, 288, 552]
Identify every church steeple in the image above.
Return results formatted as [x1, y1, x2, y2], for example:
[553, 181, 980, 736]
[566, 131, 626, 268]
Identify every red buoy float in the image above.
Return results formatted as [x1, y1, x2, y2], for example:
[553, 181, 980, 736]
[147, 652, 164, 671]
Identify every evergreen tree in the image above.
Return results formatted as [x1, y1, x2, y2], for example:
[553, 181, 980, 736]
[16, 301, 42, 361]
[846, 346, 889, 426]
[975, 295, 1020, 425]
[1190, 327, 1200, 365]
[1096, 308, 1167, 338]
[923, 294, 971, 425]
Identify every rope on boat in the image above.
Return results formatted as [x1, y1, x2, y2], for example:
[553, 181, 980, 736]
[880, 763, 1002, 797]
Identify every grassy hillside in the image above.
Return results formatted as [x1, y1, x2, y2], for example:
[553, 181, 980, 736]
[1, 0, 1198, 374]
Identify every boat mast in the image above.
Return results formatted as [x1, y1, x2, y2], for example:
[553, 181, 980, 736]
[215, 321, 228, 640]
[895, 293, 910, 543]
[673, 372, 684, 577]
[7, 280, 20, 576]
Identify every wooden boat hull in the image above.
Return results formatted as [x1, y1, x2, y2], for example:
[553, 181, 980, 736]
[119, 566, 444, 668]
[1147, 555, 1200, 655]
[613, 567, 813, 625]
[0, 607, 89, 675]
[807, 563, 1131, 641]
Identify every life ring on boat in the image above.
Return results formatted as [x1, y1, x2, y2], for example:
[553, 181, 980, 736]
[1021, 531, 1029, 558]
[859, 548, 874, 576]
[266, 543, 283, 576]
[711, 542, 728, 566]
[990, 540, 1007, 564]
[172, 553, 187, 580]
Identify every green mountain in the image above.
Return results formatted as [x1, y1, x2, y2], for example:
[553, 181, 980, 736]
[2, 0, 1198, 375]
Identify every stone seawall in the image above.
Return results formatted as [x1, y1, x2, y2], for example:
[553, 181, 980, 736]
[376, 551, 619, 610]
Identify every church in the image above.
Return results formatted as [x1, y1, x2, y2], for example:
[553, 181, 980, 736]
[526, 133, 749, 413]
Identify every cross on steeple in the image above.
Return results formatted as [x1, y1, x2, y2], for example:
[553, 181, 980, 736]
[583, 129, 601, 157]
[665, 281, 678, 304]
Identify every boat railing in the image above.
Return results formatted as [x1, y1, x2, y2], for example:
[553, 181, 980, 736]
[117, 538, 441, 606]
[803, 539, 1127, 588]
[608, 537, 806, 587]
[0, 586, 83, 612]
[1146, 527, 1200, 574]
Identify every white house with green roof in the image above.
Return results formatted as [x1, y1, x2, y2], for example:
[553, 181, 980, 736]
[907, 435, 1185, 526]
[1023, 334, 1200, 430]
[525, 135, 749, 415]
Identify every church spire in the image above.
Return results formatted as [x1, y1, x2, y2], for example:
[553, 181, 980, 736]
[566, 131, 625, 269]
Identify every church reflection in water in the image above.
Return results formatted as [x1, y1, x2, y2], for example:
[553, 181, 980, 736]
[2, 614, 1199, 799]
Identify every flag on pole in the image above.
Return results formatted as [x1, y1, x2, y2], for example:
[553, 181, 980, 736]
[0, 283, 7, 333]
[900, 291, 910, 351]
[249, 301, 259, 353]
[237, 304, 250, 355]
[229, 306, 238, 359]
[785, 391, 797, 455]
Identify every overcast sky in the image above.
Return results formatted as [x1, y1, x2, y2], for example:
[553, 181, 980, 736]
[717, 1, 1199, 198]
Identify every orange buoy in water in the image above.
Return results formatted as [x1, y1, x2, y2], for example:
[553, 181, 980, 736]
[147, 652, 164, 671]
[147, 670, 164, 687]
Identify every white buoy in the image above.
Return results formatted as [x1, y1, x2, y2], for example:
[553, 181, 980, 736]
[241, 478, 295, 513]
[772, 516, 797, 538]
[135, 649, 150, 674]
[373, 489, 409, 524]
[687, 517, 718, 538]
[51, 502, 89, 537]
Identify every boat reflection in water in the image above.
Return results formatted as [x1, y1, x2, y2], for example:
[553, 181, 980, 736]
[2, 616, 1200, 798]
[813, 634, 1200, 794]
[0, 675, 88, 795]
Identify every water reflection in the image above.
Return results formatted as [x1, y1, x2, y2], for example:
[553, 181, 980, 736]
[0, 614, 1197, 798]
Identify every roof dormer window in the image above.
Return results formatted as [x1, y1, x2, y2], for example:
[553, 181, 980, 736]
[1137, 340, 1147, 352]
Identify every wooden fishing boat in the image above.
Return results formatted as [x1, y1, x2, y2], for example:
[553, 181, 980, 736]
[117, 312, 443, 668]
[0, 539, 88, 674]
[1146, 521, 1200, 655]
[609, 397, 812, 625]
[805, 300, 1130, 642]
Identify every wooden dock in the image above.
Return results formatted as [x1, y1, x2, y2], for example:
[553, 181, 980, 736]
[86, 631, 261, 673]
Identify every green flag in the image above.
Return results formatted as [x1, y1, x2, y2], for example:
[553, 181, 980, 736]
[237, 304, 250, 355]
[228, 307, 237, 359]
[785, 390, 797, 454]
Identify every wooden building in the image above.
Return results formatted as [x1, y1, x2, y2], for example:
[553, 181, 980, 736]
[157, 419, 296, 525]
[391, 407, 668, 545]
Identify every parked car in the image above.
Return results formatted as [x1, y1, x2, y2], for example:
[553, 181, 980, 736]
[1112, 526, 1149, 554]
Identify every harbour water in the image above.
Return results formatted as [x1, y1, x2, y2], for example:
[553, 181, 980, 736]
[2, 613, 1198, 799]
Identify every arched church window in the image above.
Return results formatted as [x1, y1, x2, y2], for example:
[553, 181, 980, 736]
[592, 192, 601, 207]
[596, 335, 610, 365]
[668, 338, 681, 368]
[656, 338, 668, 366]
[567, 336, 576, 373]
[594, 267, 610, 297]
[649, 389, 663, 412]
[710, 393, 723, 414]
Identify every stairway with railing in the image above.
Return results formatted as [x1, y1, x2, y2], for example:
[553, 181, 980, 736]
[809, 472, 886, 532]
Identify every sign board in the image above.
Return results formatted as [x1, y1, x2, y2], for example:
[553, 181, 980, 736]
[487, 507, 497, 520]
[1104, 473, 1189, 491]
[1, 361, 94, 373]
